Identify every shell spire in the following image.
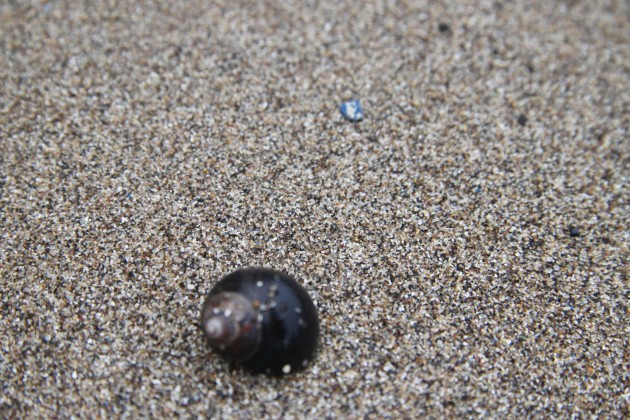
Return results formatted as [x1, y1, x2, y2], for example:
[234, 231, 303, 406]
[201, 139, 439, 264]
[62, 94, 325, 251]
[200, 291, 261, 362]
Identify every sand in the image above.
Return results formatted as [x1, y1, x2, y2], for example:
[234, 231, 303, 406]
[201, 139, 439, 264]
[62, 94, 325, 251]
[1, 0, 628, 417]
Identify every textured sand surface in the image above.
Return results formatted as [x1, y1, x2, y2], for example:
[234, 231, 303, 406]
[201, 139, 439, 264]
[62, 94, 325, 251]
[1, 0, 629, 417]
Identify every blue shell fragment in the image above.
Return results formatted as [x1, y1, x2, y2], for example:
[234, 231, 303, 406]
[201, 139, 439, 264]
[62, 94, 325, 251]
[340, 100, 364, 122]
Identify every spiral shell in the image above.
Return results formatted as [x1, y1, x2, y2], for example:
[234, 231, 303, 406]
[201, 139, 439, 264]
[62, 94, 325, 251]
[200, 268, 319, 375]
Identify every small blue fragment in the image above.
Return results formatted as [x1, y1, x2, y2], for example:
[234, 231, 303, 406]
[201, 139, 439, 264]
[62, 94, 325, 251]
[340, 100, 364, 122]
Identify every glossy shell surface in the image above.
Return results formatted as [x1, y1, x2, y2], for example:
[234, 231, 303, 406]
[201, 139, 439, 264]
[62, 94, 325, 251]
[201, 268, 319, 375]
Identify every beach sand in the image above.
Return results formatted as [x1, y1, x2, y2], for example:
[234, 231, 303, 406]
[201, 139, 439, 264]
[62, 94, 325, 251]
[1, 1, 628, 417]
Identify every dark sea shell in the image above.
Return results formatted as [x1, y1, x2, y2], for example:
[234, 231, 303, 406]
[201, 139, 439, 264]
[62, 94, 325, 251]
[200, 268, 320, 375]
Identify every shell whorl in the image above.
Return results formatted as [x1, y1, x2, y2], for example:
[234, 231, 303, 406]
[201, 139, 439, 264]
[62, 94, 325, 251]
[200, 291, 261, 362]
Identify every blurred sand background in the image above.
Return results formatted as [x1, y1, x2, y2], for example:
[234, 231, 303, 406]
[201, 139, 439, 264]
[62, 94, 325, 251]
[1, 0, 628, 417]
